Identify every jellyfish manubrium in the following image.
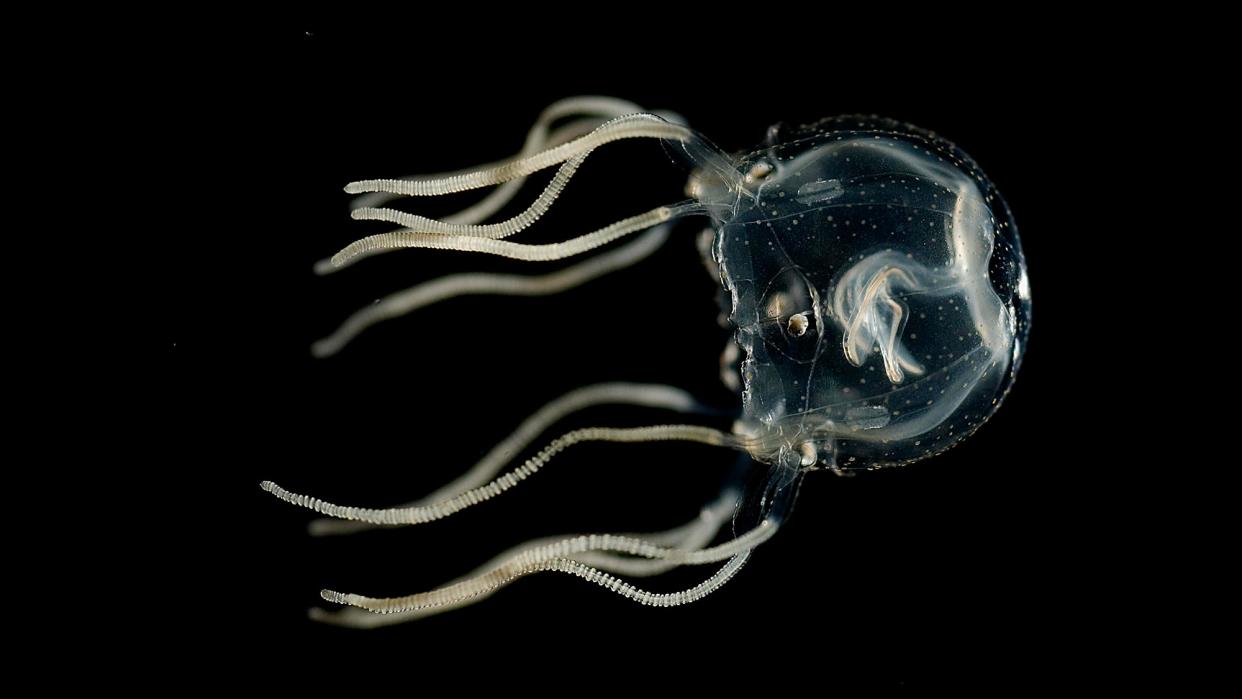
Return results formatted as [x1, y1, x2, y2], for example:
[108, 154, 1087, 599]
[262, 97, 1031, 626]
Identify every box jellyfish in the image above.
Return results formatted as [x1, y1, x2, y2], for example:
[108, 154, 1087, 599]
[262, 97, 1031, 626]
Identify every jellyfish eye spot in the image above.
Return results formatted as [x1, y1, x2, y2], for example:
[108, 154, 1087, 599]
[798, 441, 818, 467]
[745, 161, 774, 184]
[787, 312, 810, 337]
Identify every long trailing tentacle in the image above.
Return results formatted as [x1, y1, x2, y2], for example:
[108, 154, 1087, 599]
[282, 98, 765, 623]
[311, 104, 706, 359]
[344, 113, 691, 198]
[348, 96, 656, 215]
[347, 150, 590, 239]
[308, 381, 715, 535]
[326, 203, 694, 269]
[348, 134, 611, 241]
[317, 98, 674, 275]
[319, 150, 592, 274]
[570, 488, 741, 576]
[350, 103, 680, 238]
[321, 518, 776, 615]
[309, 487, 741, 626]
[348, 110, 687, 239]
[348, 117, 607, 225]
[262, 424, 749, 526]
[310, 223, 671, 359]
[318, 110, 695, 273]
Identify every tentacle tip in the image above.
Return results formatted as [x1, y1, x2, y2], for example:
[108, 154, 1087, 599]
[343, 182, 366, 195]
[320, 589, 349, 605]
[260, 480, 277, 493]
[309, 339, 338, 360]
[307, 607, 333, 623]
[312, 258, 337, 276]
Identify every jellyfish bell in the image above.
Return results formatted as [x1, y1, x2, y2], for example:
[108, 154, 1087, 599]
[693, 115, 1031, 476]
[263, 98, 1029, 624]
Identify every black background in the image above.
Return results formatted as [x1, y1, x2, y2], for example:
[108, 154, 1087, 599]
[155, 23, 1111, 690]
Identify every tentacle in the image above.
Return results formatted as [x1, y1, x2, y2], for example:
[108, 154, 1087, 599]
[326, 204, 691, 270]
[310, 223, 670, 358]
[348, 150, 587, 239]
[321, 518, 775, 615]
[344, 113, 692, 197]
[317, 101, 666, 275]
[348, 112, 692, 240]
[309, 488, 741, 627]
[571, 488, 740, 576]
[349, 96, 650, 214]
[307, 381, 713, 536]
[262, 424, 749, 526]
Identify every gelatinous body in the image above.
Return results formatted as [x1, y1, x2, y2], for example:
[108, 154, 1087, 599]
[695, 116, 1029, 474]
[263, 100, 1029, 624]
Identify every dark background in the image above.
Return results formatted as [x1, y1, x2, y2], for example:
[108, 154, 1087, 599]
[155, 23, 1111, 689]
